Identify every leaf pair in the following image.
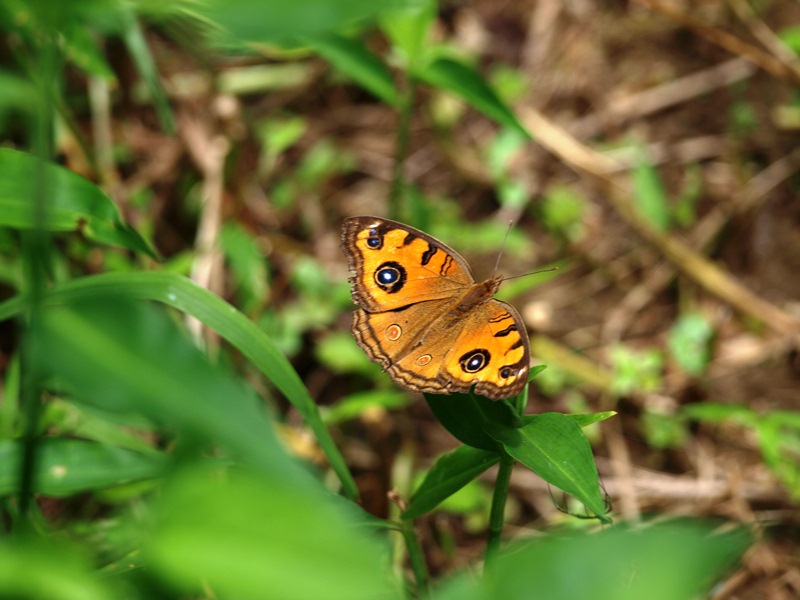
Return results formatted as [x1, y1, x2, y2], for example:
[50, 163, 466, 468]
[405, 387, 613, 520]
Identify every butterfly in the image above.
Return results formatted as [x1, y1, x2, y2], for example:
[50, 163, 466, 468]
[342, 216, 530, 400]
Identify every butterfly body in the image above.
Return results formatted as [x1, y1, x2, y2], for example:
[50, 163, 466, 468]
[342, 216, 530, 400]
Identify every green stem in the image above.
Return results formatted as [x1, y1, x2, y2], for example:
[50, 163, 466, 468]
[400, 518, 429, 598]
[17, 21, 58, 524]
[388, 78, 417, 221]
[485, 455, 514, 566]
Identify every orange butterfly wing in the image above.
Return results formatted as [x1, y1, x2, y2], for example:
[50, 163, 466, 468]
[343, 216, 530, 400]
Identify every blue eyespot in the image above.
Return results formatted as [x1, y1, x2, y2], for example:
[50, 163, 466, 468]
[377, 267, 399, 284]
[366, 228, 382, 249]
[373, 261, 406, 293]
[460, 349, 490, 374]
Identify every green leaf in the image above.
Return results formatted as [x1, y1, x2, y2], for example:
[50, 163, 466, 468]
[609, 344, 663, 396]
[63, 20, 115, 79]
[436, 519, 751, 600]
[486, 412, 607, 519]
[527, 364, 548, 380]
[379, 0, 436, 66]
[415, 58, 531, 139]
[308, 34, 399, 105]
[0, 271, 358, 499]
[754, 413, 800, 497]
[322, 390, 411, 425]
[193, 0, 401, 46]
[425, 391, 521, 453]
[147, 465, 403, 600]
[0, 71, 37, 128]
[632, 154, 670, 231]
[0, 438, 166, 497]
[539, 185, 587, 242]
[667, 312, 713, 376]
[564, 411, 616, 428]
[779, 25, 800, 53]
[0, 148, 157, 258]
[0, 535, 116, 600]
[403, 445, 499, 519]
[35, 297, 314, 489]
[119, 7, 174, 132]
[219, 222, 270, 312]
[683, 405, 800, 498]
[682, 402, 755, 425]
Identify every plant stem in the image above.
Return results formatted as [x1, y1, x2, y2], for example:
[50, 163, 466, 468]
[17, 20, 58, 524]
[400, 518, 430, 597]
[388, 78, 416, 221]
[485, 455, 514, 566]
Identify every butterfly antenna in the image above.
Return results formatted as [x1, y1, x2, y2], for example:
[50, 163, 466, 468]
[504, 266, 560, 281]
[493, 220, 514, 278]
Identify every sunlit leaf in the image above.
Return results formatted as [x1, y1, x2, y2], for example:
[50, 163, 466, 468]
[486, 412, 607, 519]
[0, 535, 116, 600]
[35, 296, 312, 487]
[147, 465, 403, 600]
[437, 520, 751, 600]
[0, 272, 359, 499]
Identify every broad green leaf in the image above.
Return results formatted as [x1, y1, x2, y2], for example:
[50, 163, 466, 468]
[632, 154, 670, 231]
[0, 148, 156, 258]
[147, 465, 402, 600]
[35, 297, 314, 488]
[308, 34, 399, 105]
[486, 412, 607, 519]
[0, 535, 115, 600]
[403, 445, 499, 519]
[425, 392, 521, 453]
[415, 58, 531, 139]
[437, 520, 751, 600]
[0, 272, 358, 499]
[0, 438, 166, 497]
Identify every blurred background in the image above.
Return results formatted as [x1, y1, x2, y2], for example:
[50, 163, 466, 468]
[2, 0, 800, 597]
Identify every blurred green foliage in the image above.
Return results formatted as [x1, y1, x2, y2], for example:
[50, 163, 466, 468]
[668, 312, 714, 376]
[609, 344, 664, 396]
[685, 404, 800, 499]
[0, 0, 754, 598]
